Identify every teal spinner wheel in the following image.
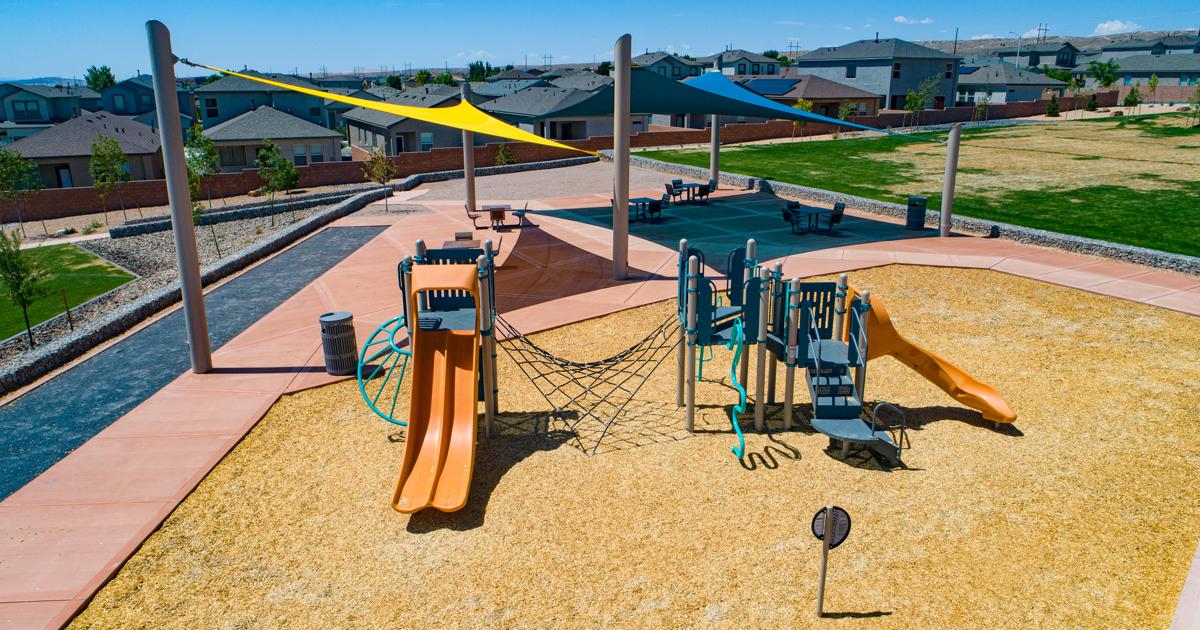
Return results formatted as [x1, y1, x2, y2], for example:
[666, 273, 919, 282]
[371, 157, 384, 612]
[357, 316, 412, 426]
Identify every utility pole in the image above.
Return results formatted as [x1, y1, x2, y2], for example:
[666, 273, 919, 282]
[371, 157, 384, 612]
[953, 27, 958, 55]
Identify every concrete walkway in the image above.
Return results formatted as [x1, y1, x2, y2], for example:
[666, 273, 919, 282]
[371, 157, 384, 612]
[1, 171, 1196, 629]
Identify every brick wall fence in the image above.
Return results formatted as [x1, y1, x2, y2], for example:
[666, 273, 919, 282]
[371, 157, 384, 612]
[1116, 84, 1198, 105]
[0, 91, 1118, 223]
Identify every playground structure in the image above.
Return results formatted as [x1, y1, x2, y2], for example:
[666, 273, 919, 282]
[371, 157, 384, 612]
[677, 238, 1016, 464]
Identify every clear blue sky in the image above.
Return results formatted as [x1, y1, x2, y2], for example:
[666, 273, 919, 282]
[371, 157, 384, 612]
[2, 0, 1198, 79]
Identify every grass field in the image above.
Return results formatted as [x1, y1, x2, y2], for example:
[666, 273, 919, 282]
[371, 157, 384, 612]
[642, 113, 1200, 257]
[1, 244, 133, 341]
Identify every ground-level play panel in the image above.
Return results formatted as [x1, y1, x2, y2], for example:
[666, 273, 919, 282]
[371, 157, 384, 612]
[71, 266, 1200, 628]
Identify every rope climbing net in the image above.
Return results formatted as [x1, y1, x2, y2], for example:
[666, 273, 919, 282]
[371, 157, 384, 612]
[495, 313, 682, 455]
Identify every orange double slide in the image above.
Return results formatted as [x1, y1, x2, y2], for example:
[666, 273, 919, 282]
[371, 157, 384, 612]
[392, 265, 481, 514]
[851, 287, 1017, 424]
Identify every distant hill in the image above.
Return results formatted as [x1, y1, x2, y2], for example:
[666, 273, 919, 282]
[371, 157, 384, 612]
[1, 76, 84, 86]
[916, 30, 1197, 57]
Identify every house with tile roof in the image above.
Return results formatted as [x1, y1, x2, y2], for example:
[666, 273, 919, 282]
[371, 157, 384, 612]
[202, 105, 343, 172]
[342, 86, 484, 155]
[791, 37, 959, 110]
[955, 63, 1066, 105]
[194, 72, 330, 128]
[696, 50, 780, 77]
[0, 83, 100, 124]
[632, 52, 706, 80]
[739, 75, 881, 116]
[98, 75, 193, 121]
[4, 111, 161, 188]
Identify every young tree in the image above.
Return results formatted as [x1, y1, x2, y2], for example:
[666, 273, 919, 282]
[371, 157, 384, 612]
[1189, 85, 1200, 127]
[1068, 76, 1086, 118]
[1123, 85, 1142, 110]
[973, 92, 992, 122]
[84, 65, 117, 91]
[903, 74, 942, 127]
[1087, 59, 1120, 89]
[1147, 73, 1159, 110]
[1045, 92, 1060, 117]
[385, 74, 404, 89]
[255, 140, 299, 207]
[0, 149, 42, 237]
[0, 228, 49, 349]
[88, 135, 130, 223]
[362, 147, 396, 211]
[791, 98, 813, 139]
[414, 70, 432, 86]
[434, 72, 456, 86]
[184, 120, 219, 209]
[1085, 93, 1098, 111]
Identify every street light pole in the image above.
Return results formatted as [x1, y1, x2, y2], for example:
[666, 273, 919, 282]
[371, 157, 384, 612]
[1009, 31, 1023, 67]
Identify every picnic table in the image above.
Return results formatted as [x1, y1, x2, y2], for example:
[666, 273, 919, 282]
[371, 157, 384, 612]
[797, 206, 833, 232]
[629, 197, 656, 221]
[483, 204, 511, 230]
[676, 182, 702, 202]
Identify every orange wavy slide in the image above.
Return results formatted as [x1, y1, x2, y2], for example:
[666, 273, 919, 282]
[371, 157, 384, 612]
[393, 266, 481, 514]
[851, 288, 1017, 424]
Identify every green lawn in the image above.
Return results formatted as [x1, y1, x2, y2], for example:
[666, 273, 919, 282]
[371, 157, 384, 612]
[1, 244, 134, 341]
[642, 114, 1200, 257]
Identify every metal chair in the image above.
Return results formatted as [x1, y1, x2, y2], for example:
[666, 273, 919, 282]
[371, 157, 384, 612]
[665, 183, 684, 204]
[694, 183, 711, 204]
[823, 202, 845, 234]
[647, 195, 665, 222]
[464, 204, 482, 229]
[782, 207, 806, 234]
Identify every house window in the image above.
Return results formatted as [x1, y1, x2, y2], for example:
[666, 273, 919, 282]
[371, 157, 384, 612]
[139, 94, 151, 106]
[204, 97, 218, 119]
[751, 63, 760, 74]
[737, 63, 747, 74]
[658, 67, 666, 76]
[218, 145, 246, 167]
[113, 94, 127, 111]
[690, 67, 699, 76]
[672, 66, 681, 77]
[309, 106, 320, 117]
[1124, 76, 1132, 85]
[767, 64, 776, 74]
[419, 132, 433, 151]
[892, 63, 901, 79]
[293, 144, 307, 166]
[310, 143, 324, 163]
[845, 65, 857, 78]
[945, 63, 953, 79]
[11, 100, 39, 120]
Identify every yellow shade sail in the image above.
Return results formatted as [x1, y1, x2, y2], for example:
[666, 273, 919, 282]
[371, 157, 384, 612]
[182, 60, 596, 156]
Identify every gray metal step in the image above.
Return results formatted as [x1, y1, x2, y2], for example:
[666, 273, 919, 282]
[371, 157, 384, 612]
[809, 374, 854, 397]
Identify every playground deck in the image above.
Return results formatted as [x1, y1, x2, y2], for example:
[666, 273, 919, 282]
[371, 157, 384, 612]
[1, 163, 1198, 628]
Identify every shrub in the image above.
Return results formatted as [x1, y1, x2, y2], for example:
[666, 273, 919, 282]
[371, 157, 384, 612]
[81, 220, 103, 235]
[1045, 93, 1060, 117]
[1085, 94, 1098, 111]
[1123, 86, 1141, 108]
[495, 144, 514, 166]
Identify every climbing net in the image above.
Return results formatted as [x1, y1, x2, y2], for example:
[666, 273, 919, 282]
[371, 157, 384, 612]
[495, 313, 682, 455]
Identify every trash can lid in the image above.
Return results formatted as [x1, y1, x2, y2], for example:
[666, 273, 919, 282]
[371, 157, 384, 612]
[908, 195, 927, 203]
[319, 311, 353, 324]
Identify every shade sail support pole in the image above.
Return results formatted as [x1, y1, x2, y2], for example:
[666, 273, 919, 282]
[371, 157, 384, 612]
[147, 20, 211, 374]
[461, 83, 477, 213]
[709, 114, 719, 187]
[612, 33, 631, 281]
[940, 123, 961, 237]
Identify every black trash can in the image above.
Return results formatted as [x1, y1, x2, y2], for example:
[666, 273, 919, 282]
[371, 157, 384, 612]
[906, 196, 927, 231]
[319, 311, 357, 376]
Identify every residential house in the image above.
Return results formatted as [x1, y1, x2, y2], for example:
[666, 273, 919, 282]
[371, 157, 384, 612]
[194, 72, 330, 129]
[3, 111, 161, 188]
[1099, 54, 1200, 91]
[366, 85, 403, 100]
[696, 50, 779, 76]
[0, 83, 100, 124]
[489, 69, 541, 81]
[466, 79, 549, 101]
[98, 75, 193, 120]
[131, 110, 194, 140]
[0, 121, 52, 147]
[343, 85, 483, 155]
[323, 87, 381, 130]
[740, 75, 881, 116]
[480, 87, 647, 140]
[955, 63, 1066, 105]
[994, 42, 1083, 68]
[202, 105, 343, 172]
[632, 52, 706, 80]
[549, 72, 614, 92]
[1099, 35, 1200, 61]
[312, 74, 366, 89]
[791, 38, 959, 110]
